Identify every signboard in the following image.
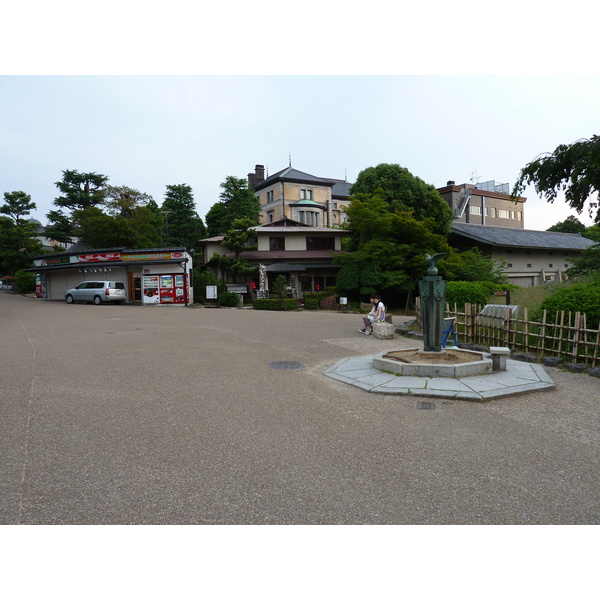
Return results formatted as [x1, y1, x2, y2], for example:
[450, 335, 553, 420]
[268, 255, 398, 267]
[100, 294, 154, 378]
[206, 285, 218, 300]
[123, 252, 185, 261]
[79, 252, 121, 262]
[40, 256, 71, 266]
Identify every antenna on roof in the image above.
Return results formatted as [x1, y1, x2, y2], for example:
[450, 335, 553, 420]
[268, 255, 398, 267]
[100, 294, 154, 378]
[345, 168, 347, 183]
[289, 152, 292, 167]
[470, 169, 481, 185]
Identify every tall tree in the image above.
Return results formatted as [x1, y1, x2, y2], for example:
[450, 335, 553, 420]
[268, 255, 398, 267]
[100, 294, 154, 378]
[350, 163, 453, 235]
[161, 184, 207, 248]
[1, 191, 37, 226]
[53, 169, 109, 210]
[335, 192, 454, 301]
[206, 176, 260, 236]
[45, 169, 110, 243]
[513, 135, 600, 223]
[0, 191, 43, 274]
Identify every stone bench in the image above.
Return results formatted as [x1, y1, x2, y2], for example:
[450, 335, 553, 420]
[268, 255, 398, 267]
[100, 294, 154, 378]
[372, 322, 395, 340]
[489, 346, 511, 371]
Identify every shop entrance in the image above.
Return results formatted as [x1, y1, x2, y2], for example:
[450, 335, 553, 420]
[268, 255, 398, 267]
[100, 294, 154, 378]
[128, 273, 142, 303]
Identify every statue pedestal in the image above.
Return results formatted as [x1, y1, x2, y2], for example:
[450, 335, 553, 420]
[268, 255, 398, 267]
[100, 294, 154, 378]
[418, 276, 447, 352]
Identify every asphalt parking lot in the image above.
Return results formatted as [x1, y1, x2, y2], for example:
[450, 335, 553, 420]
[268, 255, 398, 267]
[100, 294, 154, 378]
[1, 291, 599, 524]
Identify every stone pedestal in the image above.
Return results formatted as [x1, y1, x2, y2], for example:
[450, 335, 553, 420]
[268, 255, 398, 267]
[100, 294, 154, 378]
[372, 322, 395, 339]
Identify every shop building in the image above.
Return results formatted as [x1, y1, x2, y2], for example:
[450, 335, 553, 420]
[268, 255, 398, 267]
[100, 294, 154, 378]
[28, 242, 193, 305]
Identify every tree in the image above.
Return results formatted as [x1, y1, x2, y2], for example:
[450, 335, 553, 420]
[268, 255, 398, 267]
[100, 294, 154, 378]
[513, 135, 600, 223]
[209, 217, 258, 281]
[161, 184, 207, 248]
[446, 247, 507, 285]
[350, 163, 453, 235]
[54, 169, 109, 211]
[45, 170, 110, 243]
[205, 176, 260, 236]
[0, 192, 43, 274]
[547, 215, 587, 234]
[335, 192, 454, 303]
[1, 191, 37, 226]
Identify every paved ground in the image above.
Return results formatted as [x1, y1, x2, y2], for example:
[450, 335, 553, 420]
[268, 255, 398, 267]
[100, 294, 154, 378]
[1, 291, 599, 524]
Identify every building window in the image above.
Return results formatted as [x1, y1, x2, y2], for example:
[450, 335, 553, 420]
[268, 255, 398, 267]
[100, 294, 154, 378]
[517, 212, 522, 221]
[470, 205, 481, 215]
[549, 263, 553, 268]
[498, 209, 510, 219]
[333, 202, 338, 209]
[298, 211, 305, 223]
[306, 237, 335, 251]
[267, 211, 274, 223]
[527, 264, 532, 268]
[270, 237, 285, 250]
[507, 263, 513, 268]
[267, 190, 274, 203]
[300, 189, 313, 201]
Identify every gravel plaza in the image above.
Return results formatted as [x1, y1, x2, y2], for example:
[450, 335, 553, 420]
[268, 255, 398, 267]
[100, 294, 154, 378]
[1, 291, 599, 525]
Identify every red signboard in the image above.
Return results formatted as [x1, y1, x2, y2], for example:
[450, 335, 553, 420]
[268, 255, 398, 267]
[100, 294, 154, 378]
[78, 252, 121, 262]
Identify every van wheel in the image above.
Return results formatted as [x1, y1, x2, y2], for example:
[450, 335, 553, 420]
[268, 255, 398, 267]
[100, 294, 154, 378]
[66, 294, 74, 304]
[93, 295, 102, 305]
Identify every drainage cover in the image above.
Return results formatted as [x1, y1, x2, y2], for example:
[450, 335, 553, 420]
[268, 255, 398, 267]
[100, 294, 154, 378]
[417, 401, 436, 410]
[269, 361, 306, 370]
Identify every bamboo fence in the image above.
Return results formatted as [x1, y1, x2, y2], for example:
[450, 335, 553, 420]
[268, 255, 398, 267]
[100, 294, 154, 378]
[415, 298, 600, 366]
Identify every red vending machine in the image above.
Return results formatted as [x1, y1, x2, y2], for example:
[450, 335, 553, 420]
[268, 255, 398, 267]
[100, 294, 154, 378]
[159, 275, 175, 303]
[174, 274, 187, 304]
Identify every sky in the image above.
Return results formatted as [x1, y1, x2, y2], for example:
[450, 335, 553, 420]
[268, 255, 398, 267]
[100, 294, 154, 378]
[2, 2, 600, 236]
[2, 74, 599, 232]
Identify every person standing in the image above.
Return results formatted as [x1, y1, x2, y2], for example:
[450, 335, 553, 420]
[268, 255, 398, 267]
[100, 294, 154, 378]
[360, 294, 385, 335]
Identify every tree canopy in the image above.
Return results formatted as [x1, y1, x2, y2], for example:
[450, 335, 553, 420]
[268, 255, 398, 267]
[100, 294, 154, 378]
[161, 184, 207, 248]
[205, 176, 260, 236]
[349, 163, 453, 235]
[335, 192, 455, 300]
[0, 191, 42, 274]
[513, 135, 600, 223]
[547, 215, 587, 234]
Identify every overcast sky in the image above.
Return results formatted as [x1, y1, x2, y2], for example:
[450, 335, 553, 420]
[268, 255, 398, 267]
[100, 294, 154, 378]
[2, 3, 599, 235]
[2, 74, 599, 232]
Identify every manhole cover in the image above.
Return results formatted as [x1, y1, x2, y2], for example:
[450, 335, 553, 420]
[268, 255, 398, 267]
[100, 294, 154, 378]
[417, 401, 436, 410]
[269, 361, 306, 370]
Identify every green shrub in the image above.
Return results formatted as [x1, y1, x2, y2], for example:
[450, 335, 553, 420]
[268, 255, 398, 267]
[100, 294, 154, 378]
[532, 282, 600, 329]
[218, 291, 241, 307]
[303, 291, 328, 310]
[252, 298, 298, 311]
[445, 281, 494, 309]
[15, 270, 36, 294]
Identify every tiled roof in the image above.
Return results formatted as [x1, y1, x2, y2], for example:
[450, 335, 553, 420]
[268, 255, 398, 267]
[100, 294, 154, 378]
[450, 223, 596, 251]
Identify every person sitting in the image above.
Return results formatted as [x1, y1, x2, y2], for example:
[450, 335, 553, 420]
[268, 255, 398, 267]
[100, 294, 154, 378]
[359, 294, 385, 335]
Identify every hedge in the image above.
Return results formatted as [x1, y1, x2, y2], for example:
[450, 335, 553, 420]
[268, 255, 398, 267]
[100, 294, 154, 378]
[252, 298, 298, 311]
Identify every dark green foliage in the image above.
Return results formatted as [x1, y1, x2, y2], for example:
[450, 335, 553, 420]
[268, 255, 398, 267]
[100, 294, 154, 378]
[533, 281, 600, 329]
[53, 170, 108, 211]
[445, 281, 498, 309]
[303, 292, 329, 310]
[14, 270, 36, 293]
[513, 135, 600, 223]
[161, 184, 207, 248]
[350, 163, 453, 235]
[547, 215, 587, 234]
[206, 176, 260, 236]
[192, 269, 225, 304]
[218, 291, 241, 307]
[566, 243, 600, 277]
[1, 191, 36, 225]
[252, 298, 298, 311]
[447, 247, 508, 284]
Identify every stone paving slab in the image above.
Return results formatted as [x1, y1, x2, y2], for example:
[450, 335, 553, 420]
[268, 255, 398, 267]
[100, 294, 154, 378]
[324, 354, 556, 401]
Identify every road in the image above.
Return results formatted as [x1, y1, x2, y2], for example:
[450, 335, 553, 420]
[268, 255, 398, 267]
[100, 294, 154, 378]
[1, 291, 599, 525]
